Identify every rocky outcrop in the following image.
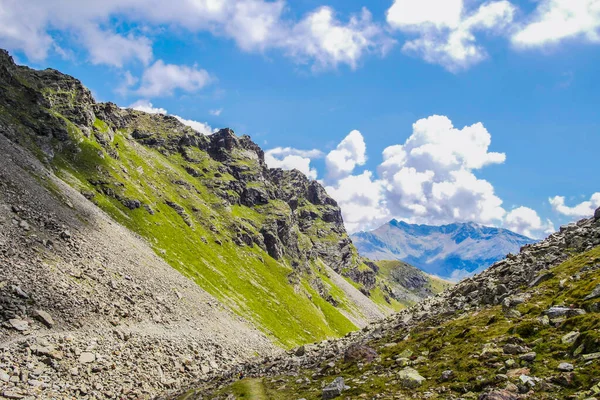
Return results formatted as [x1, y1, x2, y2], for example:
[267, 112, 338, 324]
[0, 48, 359, 295]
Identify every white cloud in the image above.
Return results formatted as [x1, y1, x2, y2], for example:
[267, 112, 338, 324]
[387, 0, 516, 71]
[128, 99, 167, 114]
[0, 0, 392, 71]
[512, 0, 600, 48]
[209, 108, 223, 116]
[322, 115, 553, 238]
[136, 60, 212, 98]
[264, 147, 323, 179]
[504, 206, 554, 238]
[325, 130, 367, 180]
[324, 171, 388, 233]
[127, 100, 214, 135]
[286, 7, 395, 70]
[387, 0, 463, 30]
[81, 26, 153, 68]
[549, 193, 600, 218]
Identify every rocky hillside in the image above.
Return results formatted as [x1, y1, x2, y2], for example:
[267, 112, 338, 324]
[0, 47, 391, 350]
[0, 49, 452, 399]
[186, 210, 600, 399]
[0, 126, 277, 399]
[368, 260, 452, 307]
[352, 220, 536, 279]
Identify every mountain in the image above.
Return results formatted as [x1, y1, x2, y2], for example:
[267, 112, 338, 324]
[0, 49, 447, 399]
[186, 211, 600, 400]
[352, 220, 537, 279]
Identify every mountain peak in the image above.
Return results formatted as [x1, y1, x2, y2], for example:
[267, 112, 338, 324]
[352, 220, 536, 278]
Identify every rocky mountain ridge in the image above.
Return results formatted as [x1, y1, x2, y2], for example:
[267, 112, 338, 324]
[352, 220, 536, 279]
[185, 210, 600, 399]
[0, 49, 448, 399]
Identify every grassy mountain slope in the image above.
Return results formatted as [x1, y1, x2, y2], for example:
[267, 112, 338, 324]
[188, 214, 600, 400]
[0, 49, 386, 347]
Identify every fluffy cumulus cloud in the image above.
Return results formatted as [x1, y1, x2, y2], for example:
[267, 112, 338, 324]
[317, 115, 552, 238]
[136, 60, 212, 98]
[264, 147, 323, 179]
[81, 27, 153, 68]
[512, 0, 600, 48]
[325, 130, 367, 180]
[504, 206, 555, 238]
[324, 171, 388, 233]
[386, 0, 516, 71]
[549, 193, 600, 218]
[286, 7, 395, 70]
[376, 115, 507, 225]
[0, 0, 392, 73]
[127, 100, 214, 135]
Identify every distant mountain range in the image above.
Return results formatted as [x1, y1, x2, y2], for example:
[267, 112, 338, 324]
[351, 220, 536, 279]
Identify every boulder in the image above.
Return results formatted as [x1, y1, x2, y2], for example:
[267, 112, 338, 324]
[33, 309, 55, 327]
[544, 306, 586, 319]
[595, 207, 600, 220]
[557, 363, 574, 372]
[503, 344, 528, 355]
[561, 331, 580, 344]
[584, 284, 600, 301]
[322, 377, 347, 399]
[519, 352, 536, 362]
[398, 367, 426, 388]
[79, 352, 96, 364]
[8, 319, 28, 331]
[528, 272, 553, 287]
[343, 343, 378, 364]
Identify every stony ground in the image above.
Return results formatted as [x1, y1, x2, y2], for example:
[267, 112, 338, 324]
[181, 210, 600, 399]
[0, 134, 279, 399]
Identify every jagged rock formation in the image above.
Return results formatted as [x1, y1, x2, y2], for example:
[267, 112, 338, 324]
[352, 220, 536, 278]
[184, 211, 600, 399]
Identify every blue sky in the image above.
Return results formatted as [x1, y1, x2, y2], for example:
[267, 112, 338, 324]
[1, 0, 599, 237]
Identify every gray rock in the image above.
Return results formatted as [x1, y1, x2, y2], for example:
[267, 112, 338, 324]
[561, 331, 580, 344]
[529, 272, 553, 287]
[79, 352, 96, 364]
[295, 345, 305, 357]
[519, 352, 536, 362]
[8, 319, 28, 331]
[503, 344, 528, 355]
[544, 306, 586, 318]
[0, 370, 9, 382]
[584, 284, 600, 301]
[12, 285, 28, 298]
[322, 377, 346, 399]
[441, 370, 454, 381]
[2, 390, 25, 399]
[398, 367, 426, 388]
[595, 207, 600, 220]
[557, 362, 574, 372]
[33, 309, 54, 327]
[582, 352, 600, 361]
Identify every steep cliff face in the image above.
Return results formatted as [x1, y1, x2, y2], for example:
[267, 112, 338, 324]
[0, 49, 381, 349]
